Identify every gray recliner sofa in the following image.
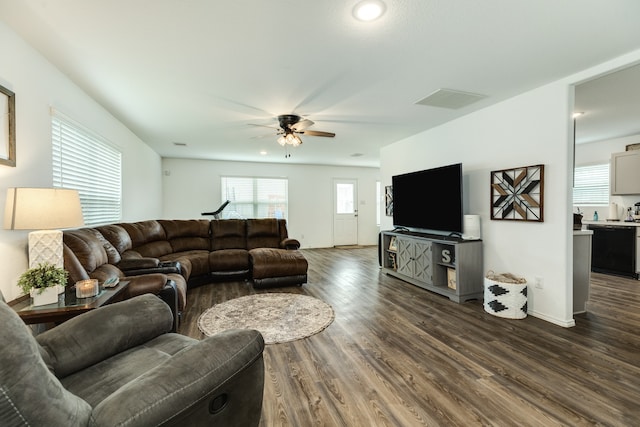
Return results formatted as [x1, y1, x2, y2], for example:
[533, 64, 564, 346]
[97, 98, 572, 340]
[0, 293, 265, 426]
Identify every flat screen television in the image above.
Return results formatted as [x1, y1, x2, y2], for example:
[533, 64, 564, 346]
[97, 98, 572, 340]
[392, 163, 463, 234]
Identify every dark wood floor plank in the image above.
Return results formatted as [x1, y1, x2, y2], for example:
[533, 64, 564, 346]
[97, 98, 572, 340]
[178, 247, 640, 426]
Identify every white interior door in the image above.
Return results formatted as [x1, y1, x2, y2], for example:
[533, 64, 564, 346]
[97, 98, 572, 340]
[333, 179, 358, 246]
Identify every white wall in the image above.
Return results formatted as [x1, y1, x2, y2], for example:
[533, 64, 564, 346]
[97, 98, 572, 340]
[0, 22, 163, 301]
[381, 48, 640, 327]
[161, 158, 380, 248]
[575, 133, 640, 220]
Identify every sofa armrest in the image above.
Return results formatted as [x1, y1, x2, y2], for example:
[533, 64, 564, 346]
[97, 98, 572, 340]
[36, 295, 173, 378]
[118, 257, 160, 270]
[91, 329, 265, 427]
[121, 260, 182, 277]
[123, 273, 179, 331]
[156, 279, 179, 332]
[280, 238, 301, 250]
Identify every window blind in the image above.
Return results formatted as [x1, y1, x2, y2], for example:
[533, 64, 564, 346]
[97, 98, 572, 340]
[52, 111, 122, 226]
[221, 176, 288, 219]
[573, 163, 609, 206]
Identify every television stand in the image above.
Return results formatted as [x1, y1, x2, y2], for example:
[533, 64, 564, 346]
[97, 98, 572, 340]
[380, 230, 483, 302]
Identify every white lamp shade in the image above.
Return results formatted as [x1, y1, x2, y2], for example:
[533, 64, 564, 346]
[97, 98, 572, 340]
[4, 188, 84, 230]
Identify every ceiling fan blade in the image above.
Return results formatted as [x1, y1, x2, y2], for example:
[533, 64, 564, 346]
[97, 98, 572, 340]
[291, 119, 314, 131]
[299, 130, 335, 137]
[248, 123, 279, 130]
[250, 132, 282, 139]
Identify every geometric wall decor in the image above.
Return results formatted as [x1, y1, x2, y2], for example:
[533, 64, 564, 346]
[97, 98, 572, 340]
[490, 164, 544, 222]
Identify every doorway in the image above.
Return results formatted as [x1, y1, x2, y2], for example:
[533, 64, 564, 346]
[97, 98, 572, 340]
[333, 179, 358, 246]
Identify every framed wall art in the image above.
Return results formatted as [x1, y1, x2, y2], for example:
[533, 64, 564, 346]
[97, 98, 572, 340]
[0, 84, 16, 167]
[385, 185, 393, 216]
[491, 164, 544, 222]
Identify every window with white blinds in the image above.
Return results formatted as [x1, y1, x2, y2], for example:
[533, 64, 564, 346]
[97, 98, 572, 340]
[573, 163, 609, 206]
[51, 111, 122, 226]
[221, 176, 288, 219]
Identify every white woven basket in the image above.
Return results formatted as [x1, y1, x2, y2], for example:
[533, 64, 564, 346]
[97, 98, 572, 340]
[483, 272, 528, 319]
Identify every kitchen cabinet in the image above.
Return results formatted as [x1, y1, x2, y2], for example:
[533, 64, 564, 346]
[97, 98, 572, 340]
[637, 228, 640, 277]
[611, 150, 640, 195]
[588, 223, 638, 279]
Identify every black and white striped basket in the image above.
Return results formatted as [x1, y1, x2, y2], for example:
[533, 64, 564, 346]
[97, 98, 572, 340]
[483, 271, 528, 319]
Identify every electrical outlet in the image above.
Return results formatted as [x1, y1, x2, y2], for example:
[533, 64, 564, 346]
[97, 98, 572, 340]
[534, 276, 543, 289]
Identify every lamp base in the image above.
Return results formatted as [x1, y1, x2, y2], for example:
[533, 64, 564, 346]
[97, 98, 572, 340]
[28, 229, 63, 268]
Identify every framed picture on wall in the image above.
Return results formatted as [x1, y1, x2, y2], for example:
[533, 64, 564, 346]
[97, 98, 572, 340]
[385, 185, 393, 216]
[490, 164, 544, 222]
[0, 84, 16, 167]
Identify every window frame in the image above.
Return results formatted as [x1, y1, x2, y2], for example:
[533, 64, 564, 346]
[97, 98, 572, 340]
[220, 175, 288, 220]
[573, 163, 610, 206]
[51, 109, 122, 226]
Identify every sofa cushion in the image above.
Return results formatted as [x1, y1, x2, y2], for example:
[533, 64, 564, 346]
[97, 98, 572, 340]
[246, 219, 281, 250]
[209, 249, 249, 272]
[277, 219, 290, 242]
[61, 333, 196, 407]
[96, 224, 132, 255]
[160, 250, 210, 278]
[211, 219, 247, 250]
[0, 300, 92, 426]
[159, 219, 211, 252]
[63, 229, 110, 274]
[89, 264, 123, 284]
[249, 248, 308, 279]
[119, 221, 173, 257]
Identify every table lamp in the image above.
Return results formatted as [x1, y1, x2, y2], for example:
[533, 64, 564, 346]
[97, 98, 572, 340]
[4, 188, 84, 268]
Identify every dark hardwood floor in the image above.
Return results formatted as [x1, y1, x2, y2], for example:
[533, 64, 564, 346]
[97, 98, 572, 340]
[179, 247, 640, 426]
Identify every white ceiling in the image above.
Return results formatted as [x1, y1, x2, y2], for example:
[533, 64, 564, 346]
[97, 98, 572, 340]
[575, 63, 640, 145]
[1, 1, 640, 167]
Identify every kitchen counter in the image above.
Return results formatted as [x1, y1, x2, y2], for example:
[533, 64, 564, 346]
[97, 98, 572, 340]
[582, 220, 640, 227]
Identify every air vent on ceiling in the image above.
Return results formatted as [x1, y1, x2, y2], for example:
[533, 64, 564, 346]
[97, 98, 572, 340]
[173, 142, 187, 146]
[415, 88, 487, 110]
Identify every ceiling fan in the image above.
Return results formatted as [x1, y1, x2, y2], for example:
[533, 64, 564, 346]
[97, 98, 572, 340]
[253, 114, 336, 147]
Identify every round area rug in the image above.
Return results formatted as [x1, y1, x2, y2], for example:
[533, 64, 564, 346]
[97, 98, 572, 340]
[197, 293, 335, 344]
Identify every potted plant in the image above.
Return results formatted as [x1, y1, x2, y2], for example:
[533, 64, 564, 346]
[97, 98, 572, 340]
[18, 262, 68, 306]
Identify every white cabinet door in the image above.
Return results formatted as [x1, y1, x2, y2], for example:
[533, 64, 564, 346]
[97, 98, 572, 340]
[611, 151, 640, 195]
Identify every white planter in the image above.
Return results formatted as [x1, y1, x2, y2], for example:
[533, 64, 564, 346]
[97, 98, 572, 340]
[30, 287, 60, 306]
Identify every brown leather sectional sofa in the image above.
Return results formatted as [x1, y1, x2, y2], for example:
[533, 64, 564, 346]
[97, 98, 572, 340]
[62, 218, 307, 330]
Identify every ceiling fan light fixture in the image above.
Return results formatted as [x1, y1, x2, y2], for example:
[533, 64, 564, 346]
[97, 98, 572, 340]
[353, 0, 385, 22]
[277, 132, 303, 147]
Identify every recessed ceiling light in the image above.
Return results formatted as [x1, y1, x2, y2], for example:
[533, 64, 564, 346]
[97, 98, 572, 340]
[260, 150, 267, 155]
[572, 112, 585, 119]
[353, 0, 386, 22]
